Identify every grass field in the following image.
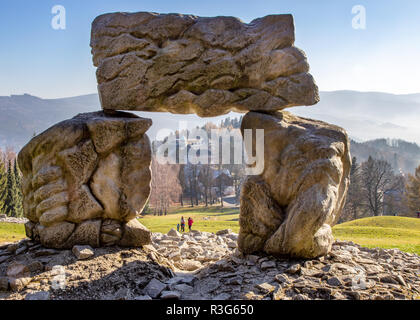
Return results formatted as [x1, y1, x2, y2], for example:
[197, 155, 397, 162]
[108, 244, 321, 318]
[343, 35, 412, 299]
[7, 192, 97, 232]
[333, 216, 420, 255]
[1, 209, 419, 255]
[140, 206, 240, 234]
[0, 223, 26, 244]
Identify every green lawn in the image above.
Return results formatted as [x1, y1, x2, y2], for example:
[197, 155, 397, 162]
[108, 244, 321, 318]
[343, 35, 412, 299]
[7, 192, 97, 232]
[333, 216, 420, 255]
[140, 206, 240, 234]
[0, 223, 26, 244]
[1, 210, 419, 256]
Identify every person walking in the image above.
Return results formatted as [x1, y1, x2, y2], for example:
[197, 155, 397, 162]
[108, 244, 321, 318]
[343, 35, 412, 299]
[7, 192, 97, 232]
[188, 217, 194, 232]
[180, 216, 185, 232]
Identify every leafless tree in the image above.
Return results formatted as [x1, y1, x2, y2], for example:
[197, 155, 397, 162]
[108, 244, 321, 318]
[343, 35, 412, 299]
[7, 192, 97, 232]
[360, 156, 394, 216]
[150, 157, 182, 215]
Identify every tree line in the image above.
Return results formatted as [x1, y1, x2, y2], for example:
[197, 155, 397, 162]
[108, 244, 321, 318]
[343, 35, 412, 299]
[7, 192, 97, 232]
[341, 156, 420, 222]
[0, 148, 23, 217]
[1, 114, 420, 222]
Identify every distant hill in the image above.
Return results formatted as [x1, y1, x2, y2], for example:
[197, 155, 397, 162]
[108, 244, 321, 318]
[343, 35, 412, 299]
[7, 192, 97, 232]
[350, 139, 420, 174]
[1, 91, 420, 173]
[0, 93, 228, 149]
[294, 90, 420, 144]
[0, 93, 99, 148]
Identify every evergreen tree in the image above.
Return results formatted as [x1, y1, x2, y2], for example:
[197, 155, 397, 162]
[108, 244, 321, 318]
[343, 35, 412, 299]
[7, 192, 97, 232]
[5, 160, 17, 217]
[13, 159, 24, 217]
[0, 159, 7, 213]
[405, 165, 420, 216]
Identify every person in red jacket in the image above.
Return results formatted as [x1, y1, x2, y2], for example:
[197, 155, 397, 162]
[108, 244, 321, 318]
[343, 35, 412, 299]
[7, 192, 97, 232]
[188, 217, 194, 232]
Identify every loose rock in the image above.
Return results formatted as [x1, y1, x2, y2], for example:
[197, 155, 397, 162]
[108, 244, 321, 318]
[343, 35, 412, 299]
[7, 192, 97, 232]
[72, 245, 95, 260]
[144, 278, 167, 299]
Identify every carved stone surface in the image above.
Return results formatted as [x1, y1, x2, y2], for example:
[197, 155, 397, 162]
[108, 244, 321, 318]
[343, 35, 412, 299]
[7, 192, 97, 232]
[91, 12, 319, 117]
[17, 111, 152, 249]
[238, 111, 351, 259]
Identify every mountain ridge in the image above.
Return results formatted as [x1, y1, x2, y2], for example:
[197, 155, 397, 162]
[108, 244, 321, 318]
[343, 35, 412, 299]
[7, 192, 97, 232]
[1, 90, 419, 172]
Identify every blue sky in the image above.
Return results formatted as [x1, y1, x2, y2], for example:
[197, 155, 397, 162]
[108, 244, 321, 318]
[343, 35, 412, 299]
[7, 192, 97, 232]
[1, 0, 419, 98]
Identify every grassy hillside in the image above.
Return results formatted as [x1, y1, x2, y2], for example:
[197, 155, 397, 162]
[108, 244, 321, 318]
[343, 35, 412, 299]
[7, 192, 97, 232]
[333, 216, 420, 255]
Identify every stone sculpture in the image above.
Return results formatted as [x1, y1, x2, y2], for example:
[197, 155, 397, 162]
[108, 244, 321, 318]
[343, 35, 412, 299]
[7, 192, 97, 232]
[90, 12, 319, 117]
[16, 11, 351, 258]
[238, 111, 351, 258]
[17, 111, 152, 249]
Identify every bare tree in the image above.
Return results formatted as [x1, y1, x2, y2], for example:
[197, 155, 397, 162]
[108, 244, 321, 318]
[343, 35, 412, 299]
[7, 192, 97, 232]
[360, 156, 394, 216]
[150, 157, 182, 215]
[178, 164, 186, 207]
[383, 174, 408, 216]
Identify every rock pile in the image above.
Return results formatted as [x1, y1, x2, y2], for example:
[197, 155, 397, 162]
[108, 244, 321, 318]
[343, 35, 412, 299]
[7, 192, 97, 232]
[1, 233, 419, 300]
[151, 229, 238, 272]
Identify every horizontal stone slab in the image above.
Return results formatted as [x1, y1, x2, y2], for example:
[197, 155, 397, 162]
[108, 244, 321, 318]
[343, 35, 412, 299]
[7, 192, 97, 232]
[91, 12, 319, 117]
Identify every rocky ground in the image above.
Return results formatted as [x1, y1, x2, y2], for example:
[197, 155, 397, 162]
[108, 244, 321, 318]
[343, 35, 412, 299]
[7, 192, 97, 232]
[0, 228, 419, 300]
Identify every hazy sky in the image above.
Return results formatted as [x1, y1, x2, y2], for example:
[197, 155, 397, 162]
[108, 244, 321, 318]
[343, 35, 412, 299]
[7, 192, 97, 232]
[1, 0, 420, 98]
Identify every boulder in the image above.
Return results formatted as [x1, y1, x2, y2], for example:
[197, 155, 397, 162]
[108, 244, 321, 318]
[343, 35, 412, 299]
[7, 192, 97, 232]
[256, 283, 276, 294]
[90, 12, 319, 117]
[238, 111, 351, 258]
[181, 259, 202, 271]
[216, 229, 232, 236]
[65, 219, 101, 248]
[17, 111, 152, 249]
[118, 219, 151, 247]
[24, 291, 51, 300]
[167, 228, 181, 237]
[72, 245, 95, 260]
[144, 278, 167, 298]
[7, 262, 30, 278]
[160, 290, 181, 300]
[9, 277, 31, 292]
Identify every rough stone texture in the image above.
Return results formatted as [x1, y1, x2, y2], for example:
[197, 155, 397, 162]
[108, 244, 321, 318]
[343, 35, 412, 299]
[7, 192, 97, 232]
[144, 278, 167, 298]
[17, 111, 153, 249]
[72, 245, 95, 260]
[239, 111, 351, 259]
[90, 12, 319, 117]
[118, 219, 152, 247]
